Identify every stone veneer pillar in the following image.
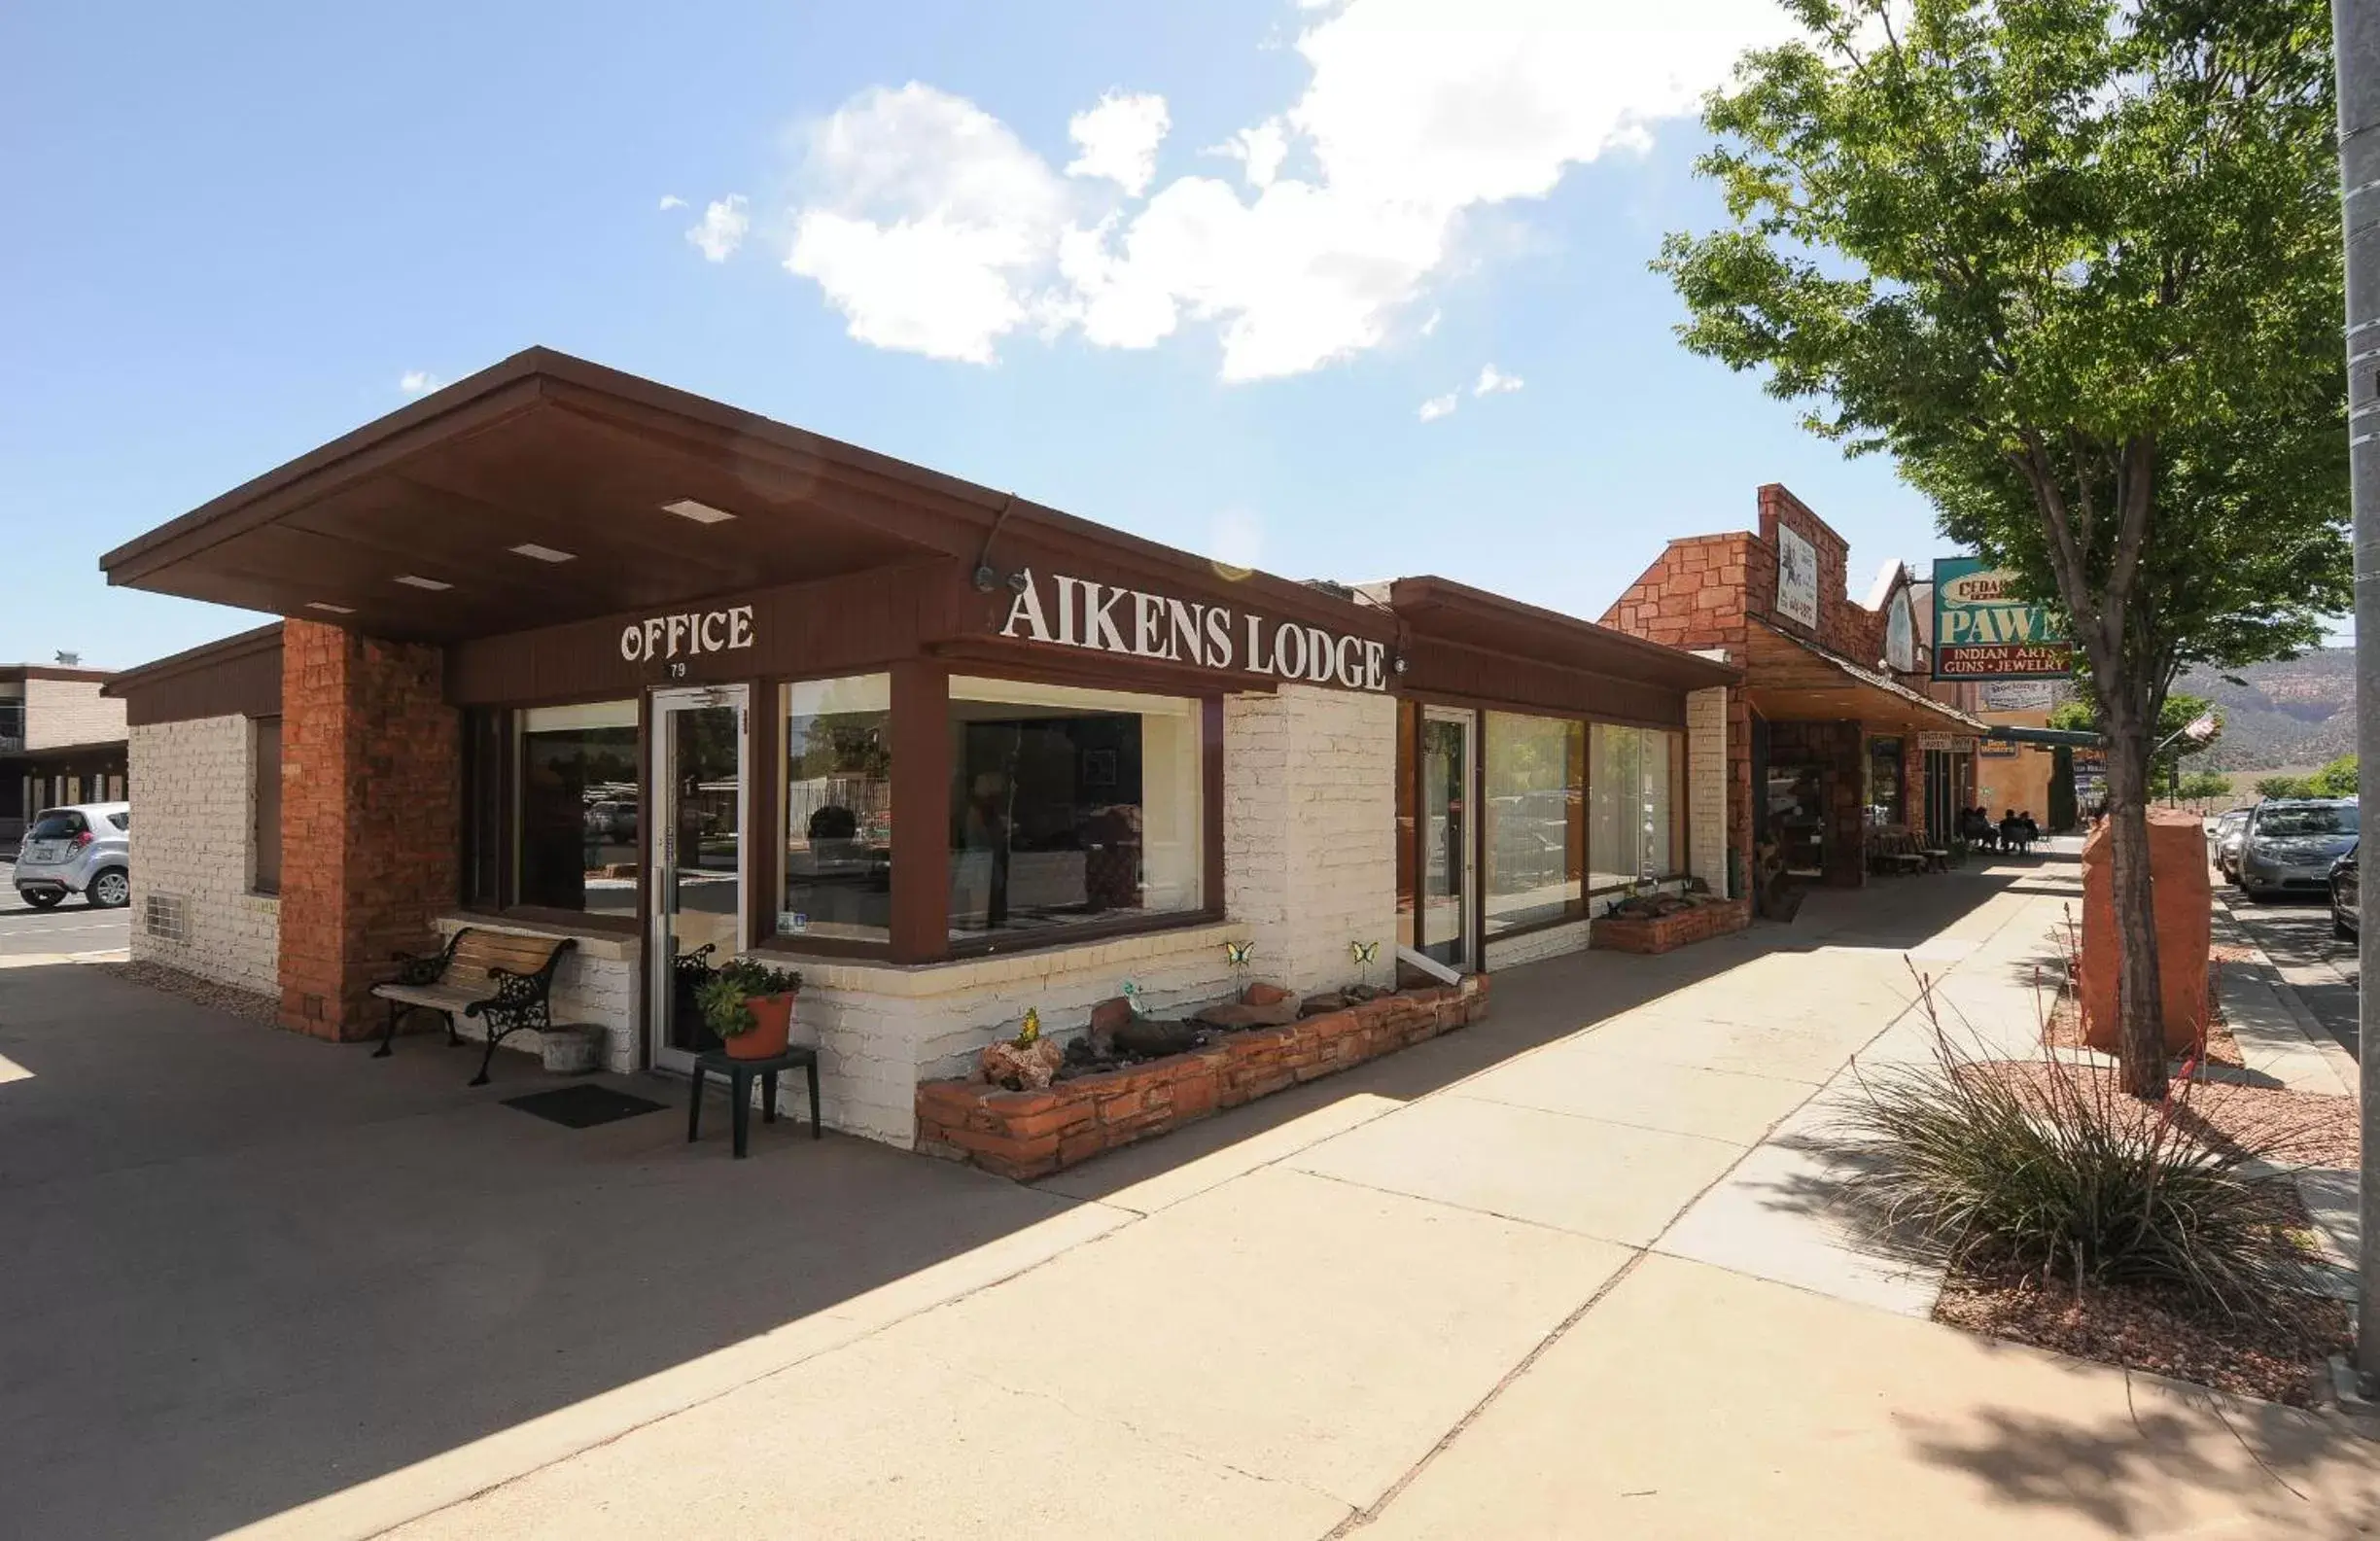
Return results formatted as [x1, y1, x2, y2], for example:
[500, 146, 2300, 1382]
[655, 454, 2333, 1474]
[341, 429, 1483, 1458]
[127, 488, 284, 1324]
[275, 619, 460, 1039]
[1686, 685, 1732, 897]
[1222, 683, 1399, 993]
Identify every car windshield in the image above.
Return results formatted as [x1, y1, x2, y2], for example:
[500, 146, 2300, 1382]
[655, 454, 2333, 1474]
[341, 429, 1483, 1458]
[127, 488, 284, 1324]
[2257, 805, 2358, 837]
[27, 810, 86, 840]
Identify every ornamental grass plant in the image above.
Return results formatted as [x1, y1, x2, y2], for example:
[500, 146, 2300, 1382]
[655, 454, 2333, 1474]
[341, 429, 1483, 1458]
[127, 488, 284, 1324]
[1838, 968, 2332, 1321]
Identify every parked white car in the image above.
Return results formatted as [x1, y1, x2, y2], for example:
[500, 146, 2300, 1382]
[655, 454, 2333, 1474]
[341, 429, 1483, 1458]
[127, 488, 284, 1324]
[13, 802, 130, 909]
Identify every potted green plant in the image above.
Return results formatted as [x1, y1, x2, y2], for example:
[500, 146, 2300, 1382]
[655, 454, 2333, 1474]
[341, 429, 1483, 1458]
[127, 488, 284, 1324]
[697, 957, 805, 1060]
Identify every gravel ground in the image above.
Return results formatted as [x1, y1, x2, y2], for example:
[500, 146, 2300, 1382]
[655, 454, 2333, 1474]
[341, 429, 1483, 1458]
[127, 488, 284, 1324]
[1973, 1057, 2360, 1169]
[2042, 993, 2244, 1068]
[96, 960, 278, 1027]
[1936, 1265, 2350, 1408]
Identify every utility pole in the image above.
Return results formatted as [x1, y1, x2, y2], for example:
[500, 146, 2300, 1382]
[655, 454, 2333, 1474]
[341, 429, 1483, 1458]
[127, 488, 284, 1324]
[2332, 0, 2380, 1399]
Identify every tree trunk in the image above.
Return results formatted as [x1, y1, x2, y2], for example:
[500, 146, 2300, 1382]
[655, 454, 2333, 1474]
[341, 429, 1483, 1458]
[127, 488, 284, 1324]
[2101, 697, 2169, 1100]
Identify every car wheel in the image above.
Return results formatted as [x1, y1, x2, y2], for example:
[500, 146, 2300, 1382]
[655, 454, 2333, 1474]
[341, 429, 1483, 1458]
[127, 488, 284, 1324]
[87, 869, 129, 908]
[19, 889, 62, 909]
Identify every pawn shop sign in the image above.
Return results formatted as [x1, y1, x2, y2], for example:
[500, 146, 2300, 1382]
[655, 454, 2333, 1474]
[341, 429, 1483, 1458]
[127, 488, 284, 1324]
[1930, 557, 2073, 681]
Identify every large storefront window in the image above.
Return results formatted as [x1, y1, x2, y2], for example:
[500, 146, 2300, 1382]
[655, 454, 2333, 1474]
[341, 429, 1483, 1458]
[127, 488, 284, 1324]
[948, 677, 1204, 939]
[783, 674, 892, 942]
[1590, 723, 1684, 889]
[517, 700, 640, 918]
[1484, 712, 1586, 935]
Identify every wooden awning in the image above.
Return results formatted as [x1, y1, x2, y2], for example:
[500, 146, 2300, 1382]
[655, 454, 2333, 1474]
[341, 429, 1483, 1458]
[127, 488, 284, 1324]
[1740, 619, 1988, 735]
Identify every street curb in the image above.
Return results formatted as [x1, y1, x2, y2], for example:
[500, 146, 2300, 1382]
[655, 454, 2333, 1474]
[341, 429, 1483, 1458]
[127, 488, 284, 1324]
[2208, 895, 2361, 1088]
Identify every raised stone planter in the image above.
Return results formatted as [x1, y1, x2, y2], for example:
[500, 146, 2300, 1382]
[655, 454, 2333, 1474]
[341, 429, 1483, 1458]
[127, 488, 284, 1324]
[1590, 896, 1751, 955]
[915, 978, 1490, 1180]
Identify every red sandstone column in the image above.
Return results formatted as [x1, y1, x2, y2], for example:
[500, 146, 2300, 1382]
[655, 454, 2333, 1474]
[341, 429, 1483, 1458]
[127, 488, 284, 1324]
[275, 620, 460, 1040]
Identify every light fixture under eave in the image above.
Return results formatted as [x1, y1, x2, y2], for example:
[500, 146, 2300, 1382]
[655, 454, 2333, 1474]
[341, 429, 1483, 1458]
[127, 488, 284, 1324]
[393, 575, 453, 591]
[508, 543, 576, 563]
[305, 602, 356, 614]
[661, 498, 736, 525]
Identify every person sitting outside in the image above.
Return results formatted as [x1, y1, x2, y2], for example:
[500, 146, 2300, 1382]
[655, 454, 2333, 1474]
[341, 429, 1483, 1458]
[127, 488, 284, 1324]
[1964, 807, 1997, 852]
[2017, 810, 2042, 851]
[1998, 809, 2028, 855]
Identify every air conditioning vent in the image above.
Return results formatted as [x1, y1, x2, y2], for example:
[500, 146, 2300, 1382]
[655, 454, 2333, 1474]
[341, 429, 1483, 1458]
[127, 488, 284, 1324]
[143, 893, 188, 943]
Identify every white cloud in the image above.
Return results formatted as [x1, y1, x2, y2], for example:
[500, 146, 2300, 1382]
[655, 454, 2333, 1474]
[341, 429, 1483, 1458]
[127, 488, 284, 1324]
[1474, 363, 1522, 395]
[685, 194, 751, 262]
[1214, 119, 1289, 189]
[1066, 91, 1171, 196]
[399, 369, 442, 397]
[657, 193, 687, 211]
[1417, 392, 1457, 422]
[780, 0, 1790, 379]
[788, 84, 1070, 362]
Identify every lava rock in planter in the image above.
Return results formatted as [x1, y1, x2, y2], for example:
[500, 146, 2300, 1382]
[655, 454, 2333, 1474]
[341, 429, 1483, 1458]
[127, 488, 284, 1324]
[1087, 996, 1136, 1058]
[980, 1035, 1064, 1091]
[1112, 1016, 1205, 1058]
[1344, 983, 1390, 1002]
[1297, 992, 1348, 1018]
[1244, 981, 1295, 1007]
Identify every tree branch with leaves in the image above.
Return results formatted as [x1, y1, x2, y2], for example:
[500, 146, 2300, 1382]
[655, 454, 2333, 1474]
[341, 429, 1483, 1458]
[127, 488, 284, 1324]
[1659, 0, 2346, 1097]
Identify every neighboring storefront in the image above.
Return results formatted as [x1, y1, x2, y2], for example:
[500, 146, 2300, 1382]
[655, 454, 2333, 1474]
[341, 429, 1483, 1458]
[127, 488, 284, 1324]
[0, 663, 128, 845]
[1602, 484, 1990, 893]
[100, 347, 1736, 1148]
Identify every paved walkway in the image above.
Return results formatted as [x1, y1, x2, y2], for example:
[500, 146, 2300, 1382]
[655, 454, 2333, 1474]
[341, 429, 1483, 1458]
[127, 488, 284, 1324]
[4, 857, 2370, 1539]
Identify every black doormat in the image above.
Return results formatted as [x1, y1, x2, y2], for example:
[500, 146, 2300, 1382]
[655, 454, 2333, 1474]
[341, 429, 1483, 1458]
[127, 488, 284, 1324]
[502, 1084, 669, 1129]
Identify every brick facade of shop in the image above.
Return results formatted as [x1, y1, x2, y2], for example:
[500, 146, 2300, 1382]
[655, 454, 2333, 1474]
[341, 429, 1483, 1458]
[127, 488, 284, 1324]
[276, 620, 460, 1040]
[1603, 485, 1950, 889]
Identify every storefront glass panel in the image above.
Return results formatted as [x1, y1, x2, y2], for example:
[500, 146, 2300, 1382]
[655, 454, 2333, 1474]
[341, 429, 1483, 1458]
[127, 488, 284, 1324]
[1483, 712, 1585, 935]
[947, 678, 1203, 939]
[782, 674, 892, 942]
[1419, 707, 1474, 967]
[1867, 736, 1907, 826]
[1591, 723, 1684, 887]
[516, 700, 640, 918]
[653, 686, 746, 1066]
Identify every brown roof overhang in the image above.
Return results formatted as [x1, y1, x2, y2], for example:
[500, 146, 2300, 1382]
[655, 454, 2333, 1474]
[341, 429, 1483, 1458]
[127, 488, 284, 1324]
[100, 347, 1385, 648]
[1385, 575, 1741, 692]
[1741, 618, 1990, 733]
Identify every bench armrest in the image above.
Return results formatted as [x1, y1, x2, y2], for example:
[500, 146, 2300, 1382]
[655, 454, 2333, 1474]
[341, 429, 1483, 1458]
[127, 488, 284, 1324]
[387, 928, 469, 987]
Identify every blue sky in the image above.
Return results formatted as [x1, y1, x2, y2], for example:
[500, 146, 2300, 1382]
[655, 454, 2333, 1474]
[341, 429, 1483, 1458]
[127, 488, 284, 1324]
[1, 0, 1959, 671]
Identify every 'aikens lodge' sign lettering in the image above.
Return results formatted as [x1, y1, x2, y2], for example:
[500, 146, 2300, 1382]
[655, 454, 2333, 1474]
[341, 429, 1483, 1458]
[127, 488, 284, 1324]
[999, 570, 1389, 692]
[619, 605, 755, 663]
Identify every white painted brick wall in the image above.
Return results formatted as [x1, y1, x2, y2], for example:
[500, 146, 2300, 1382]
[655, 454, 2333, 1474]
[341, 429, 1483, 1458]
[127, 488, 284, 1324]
[1687, 685, 1730, 896]
[1485, 917, 1592, 970]
[1224, 683, 1398, 997]
[126, 716, 279, 996]
[794, 920, 1249, 1145]
[25, 677, 127, 752]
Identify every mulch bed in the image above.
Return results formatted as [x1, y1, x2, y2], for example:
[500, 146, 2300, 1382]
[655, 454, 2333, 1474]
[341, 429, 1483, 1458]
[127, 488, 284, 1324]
[1936, 1262, 2350, 1408]
[1927, 1058, 2359, 1407]
[96, 960, 279, 1026]
[2041, 993, 2243, 1068]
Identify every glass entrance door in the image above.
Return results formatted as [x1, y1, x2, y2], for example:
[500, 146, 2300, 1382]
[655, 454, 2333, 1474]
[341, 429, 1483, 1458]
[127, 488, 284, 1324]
[1419, 706, 1475, 969]
[649, 685, 748, 1071]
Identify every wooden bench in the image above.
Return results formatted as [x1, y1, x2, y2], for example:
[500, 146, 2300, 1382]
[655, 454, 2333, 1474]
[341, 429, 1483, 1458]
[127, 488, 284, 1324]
[371, 928, 577, 1086]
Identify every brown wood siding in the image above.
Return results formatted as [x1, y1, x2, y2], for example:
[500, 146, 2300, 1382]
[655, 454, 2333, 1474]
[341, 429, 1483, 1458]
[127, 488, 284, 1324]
[119, 638, 284, 724]
[1398, 639, 1689, 729]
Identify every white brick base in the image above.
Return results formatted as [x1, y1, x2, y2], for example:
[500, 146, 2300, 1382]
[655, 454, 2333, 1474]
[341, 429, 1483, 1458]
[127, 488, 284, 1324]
[1687, 685, 1730, 897]
[127, 716, 279, 996]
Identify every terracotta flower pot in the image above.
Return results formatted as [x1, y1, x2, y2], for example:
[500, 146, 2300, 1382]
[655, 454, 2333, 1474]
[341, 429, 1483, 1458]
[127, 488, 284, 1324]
[724, 993, 796, 1059]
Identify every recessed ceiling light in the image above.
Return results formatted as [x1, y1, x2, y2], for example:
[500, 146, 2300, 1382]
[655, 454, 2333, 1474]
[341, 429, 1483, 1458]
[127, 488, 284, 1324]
[661, 498, 735, 524]
[394, 574, 453, 591]
[508, 543, 576, 563]
[305, 601, 356, 614]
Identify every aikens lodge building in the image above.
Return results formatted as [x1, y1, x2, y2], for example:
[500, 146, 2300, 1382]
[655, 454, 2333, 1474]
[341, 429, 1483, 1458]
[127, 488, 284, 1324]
[100, 348, 1735, 1147]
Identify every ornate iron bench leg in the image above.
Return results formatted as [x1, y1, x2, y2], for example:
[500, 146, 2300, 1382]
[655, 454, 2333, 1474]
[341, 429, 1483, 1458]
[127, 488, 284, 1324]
[376, 998, 402, 1058]
[443, 1011, 462, 1048]
[472, 1026, 502, 1087]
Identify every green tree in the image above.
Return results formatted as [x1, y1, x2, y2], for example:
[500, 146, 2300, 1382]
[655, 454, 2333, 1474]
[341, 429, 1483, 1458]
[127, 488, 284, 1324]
[2174, 770, 2230, 804]
[2256, 774, 2314, 799]
[1659, 0, 2348, 1098]
[2307, 753, 2358, 797]
[2048, 690, 2218, 783]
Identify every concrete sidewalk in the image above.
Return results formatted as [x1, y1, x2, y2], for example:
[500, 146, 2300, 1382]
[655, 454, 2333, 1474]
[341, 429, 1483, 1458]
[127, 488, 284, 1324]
[7, 856, 2371, 1540]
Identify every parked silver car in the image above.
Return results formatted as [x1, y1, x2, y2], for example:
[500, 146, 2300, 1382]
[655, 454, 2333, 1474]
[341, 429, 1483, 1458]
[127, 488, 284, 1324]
[2236, 798, 2359, 902]
[2213, 808, 2250, 880]
[12, 802, 130, 909]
